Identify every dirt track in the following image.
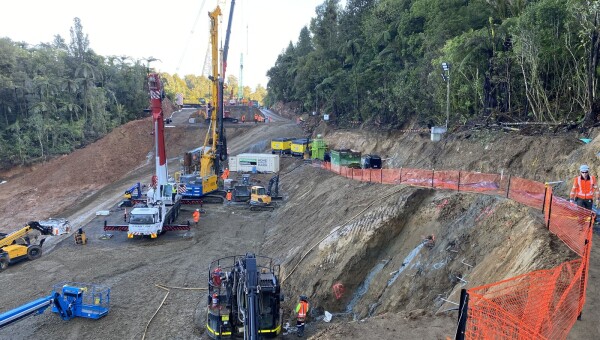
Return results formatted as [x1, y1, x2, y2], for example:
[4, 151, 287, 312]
[0, 108, 598, 339]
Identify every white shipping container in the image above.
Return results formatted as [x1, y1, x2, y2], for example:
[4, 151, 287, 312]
[228, 153, 280, 173]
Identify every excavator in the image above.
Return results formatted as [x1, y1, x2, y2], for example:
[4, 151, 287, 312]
[180, 1, 235, 204]
[206, 253, 283, 339]
[0, 222, 53, 271]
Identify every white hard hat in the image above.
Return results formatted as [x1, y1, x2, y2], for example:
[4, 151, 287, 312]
[196, 208, 199, 211]
[580, 164, 590, 172]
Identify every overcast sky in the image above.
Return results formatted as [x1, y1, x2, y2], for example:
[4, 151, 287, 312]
[0, 0, 327, 89]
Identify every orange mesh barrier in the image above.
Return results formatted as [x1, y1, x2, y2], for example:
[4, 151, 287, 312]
[381, 169, 401, 184]
[466, 259, 584, 340]
[318, 161, 592, 339]
[508, 177, 547, 210]
[401, 168, 434, 187]
[434, 170, 460, 190]
[547, 196, 593, 257]
[458, 172, 508, 195]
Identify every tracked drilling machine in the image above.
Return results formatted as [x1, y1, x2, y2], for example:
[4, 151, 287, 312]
[206, 253, 283, 339]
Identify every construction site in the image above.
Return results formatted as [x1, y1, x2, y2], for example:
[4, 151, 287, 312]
[0, 95, 598, 338]
[0, 2, 599, 339]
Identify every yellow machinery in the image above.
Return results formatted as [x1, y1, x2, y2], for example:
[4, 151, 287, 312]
[271, 138, 293, 154]
[249, 186, 274, 211]
[290, 138, 312, 157]
[198, 6, 222, 195]
[74, 228, 87, 245]
[0, 222, 53, 271]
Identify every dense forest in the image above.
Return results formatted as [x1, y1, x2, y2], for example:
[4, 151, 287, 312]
[266, 0, 600, 129]
[0, 18, 266, 169]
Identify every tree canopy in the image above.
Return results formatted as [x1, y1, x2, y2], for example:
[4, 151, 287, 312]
[0, 17, 267, 169]
[266, 0, 600, 129]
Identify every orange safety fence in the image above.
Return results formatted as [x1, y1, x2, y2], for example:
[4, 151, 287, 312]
[315, 162, 592, 339]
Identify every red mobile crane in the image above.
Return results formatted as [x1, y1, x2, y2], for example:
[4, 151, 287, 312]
[104, 74, 189, 238]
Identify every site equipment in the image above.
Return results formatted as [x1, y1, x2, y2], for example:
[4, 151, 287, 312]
[74, 228, 87, 245]
[0, 282, 110, 329]
[104, 74, 189, 238]
[331, 149, 362, 168]
[290, 139, 312, 157]
[361, 154, 382, 169]
[271, 138, 293, 154]
[310, 135, 328, 161]
[249, 186, 274, 211]
[266, 175, 282, 200]
[206, 253, 283, 339]
[0, 221, 54, 271]
[228, 153, 280, 173]
[183, 1, 236, 203]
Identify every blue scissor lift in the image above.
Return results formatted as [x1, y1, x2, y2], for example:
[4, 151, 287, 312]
[0, 282, 110, 329]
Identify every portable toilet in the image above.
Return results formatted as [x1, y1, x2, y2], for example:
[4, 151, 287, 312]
[431, 126, 447, 142]
[311, 135, 328, 160]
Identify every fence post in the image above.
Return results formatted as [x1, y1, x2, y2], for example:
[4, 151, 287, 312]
[542, 184, 549, 213]
[399, 167, 403, 184]
[506, 174, 512, 198]
[578, 236, 591, 320]
[546, 190, 553, 230]
[455, 289, 469, 340]
[431, 169, 435, 188]
[457, 171, 461, 192]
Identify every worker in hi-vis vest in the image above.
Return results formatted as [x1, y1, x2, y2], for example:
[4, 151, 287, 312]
[295, 295, 309, 337]
[570, 164, 599, 210]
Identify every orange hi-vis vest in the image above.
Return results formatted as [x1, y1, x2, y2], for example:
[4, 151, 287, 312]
[296, 301, 309, 321]
[570, 175, 597, 200]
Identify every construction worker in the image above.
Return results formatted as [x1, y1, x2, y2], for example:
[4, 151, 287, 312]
[254, 113, 258, 124]
[241, 114, 245, 123]
[123, 208, 128, 222]
[295, 295, 309, 337]
[193, 208, 200, 226]
[226, 190, 232, 204]
[221, 167, 230, 180]
[171, 184, 177, 202]
[570, 164, 599, 210]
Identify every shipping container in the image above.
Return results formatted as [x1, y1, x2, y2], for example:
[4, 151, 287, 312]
[290, 138, 312, 157]
[271, 138, 293, 154]
[330, 149, 361, 168]
[228, 153, 280, 173]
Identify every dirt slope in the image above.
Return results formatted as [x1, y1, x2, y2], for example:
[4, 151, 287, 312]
[0, 108, 597, 339]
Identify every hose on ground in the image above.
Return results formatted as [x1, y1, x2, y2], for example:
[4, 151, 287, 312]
[142, 284, 208, 340]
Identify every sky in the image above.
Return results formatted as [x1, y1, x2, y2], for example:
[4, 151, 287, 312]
[0, 0, 327, 90]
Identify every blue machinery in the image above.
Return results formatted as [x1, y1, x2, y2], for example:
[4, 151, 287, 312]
[0, 282, 110, 329]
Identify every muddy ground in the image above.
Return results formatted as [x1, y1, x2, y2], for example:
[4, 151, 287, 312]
[0, 107, 598, 339]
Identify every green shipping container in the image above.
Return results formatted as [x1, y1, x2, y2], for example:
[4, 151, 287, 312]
[311, 138, 328, 160]
[330, 149, 361, 167]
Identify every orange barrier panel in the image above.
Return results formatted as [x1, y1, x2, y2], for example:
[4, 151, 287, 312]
[318, 162, 592, 339]
[508, 177, 546, 210]
[401, 168, 434, 187]
[466, 259, 584, 340]
[547, 196, 592, 257]
[434, 170, 460, 190]
[458, 172, 507, 195]
[381, 169, 401, 184]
